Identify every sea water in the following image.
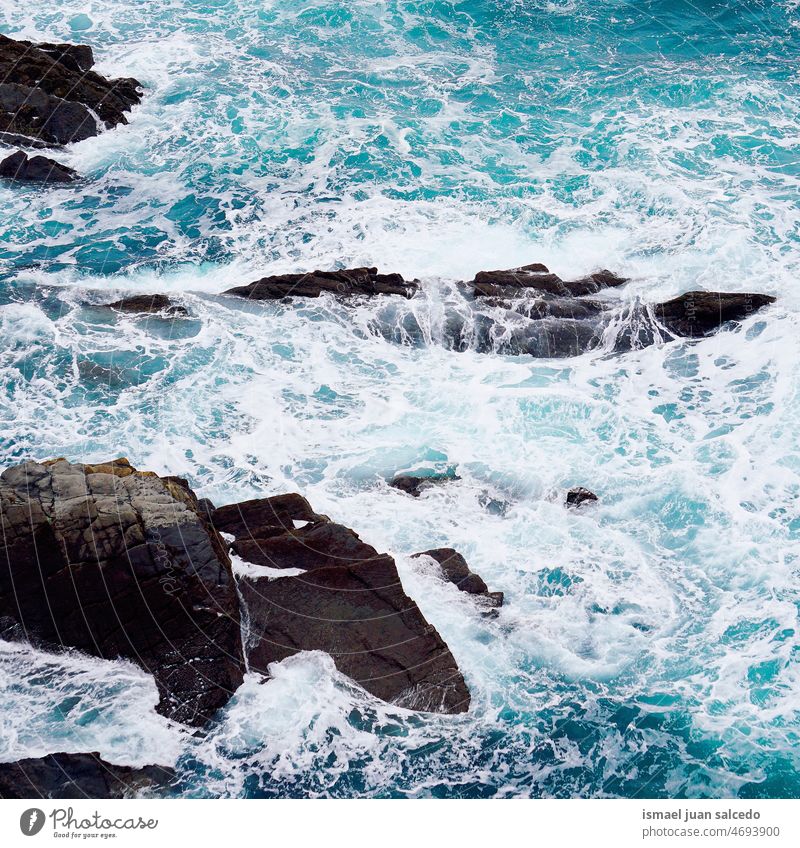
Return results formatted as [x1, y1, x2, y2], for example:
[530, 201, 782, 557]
[0, 0, 799, 798]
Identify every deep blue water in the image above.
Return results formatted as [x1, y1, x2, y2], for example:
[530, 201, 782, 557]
[1, 0, 799, 798]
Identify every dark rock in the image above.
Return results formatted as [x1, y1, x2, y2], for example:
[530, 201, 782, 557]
[0, 34, 142, 145]
[471, 263, 627, 298]
[566, 487, 598, 507]
[482, 296, 606, 322]
[240, 556, 470, 713]
[103, 294, 188, 316]
[0, 458, 245, 727]
[0, 83, 97, 146]
[653, 291, 776, 338]
[16, 40, 95, 73]
[413, 548, 503, 608]
[224, 267, 418, 300]
[233, 522, 385, 572]
[0, 752, 173, 799]
[0, 150, 77, 183]
[214, 491, 470, 711]
[389, 472, 459, 497]
[213, 494, 393, 572]
[212, 493, 326, 539]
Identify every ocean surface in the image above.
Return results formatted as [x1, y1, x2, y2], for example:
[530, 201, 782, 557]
[1, 0, 799, 798]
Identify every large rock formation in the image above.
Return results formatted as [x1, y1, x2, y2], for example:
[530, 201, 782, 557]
[221, 260, 775, 359]
[0, 753, 173, 799]
[0, 150, 77, 184]
[223, 267, 418, 300]
[0, 34, 142, 147]
[0, 458, 245, 727]
[211, 495, 471, 713]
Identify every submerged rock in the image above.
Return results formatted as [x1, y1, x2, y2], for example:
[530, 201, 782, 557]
[103, 294, 188, 316]
[0, 753, 173, 799]
[0, 458, 245, 727]
[0, 34, 142, 146]
[566, 487, 598, 507]
[389, 472, 460, 497]
[0, 150, 77, 183]
[413, 548, 503, 609]
[212, 493, 471, 713]
[224, 266, 418, 300]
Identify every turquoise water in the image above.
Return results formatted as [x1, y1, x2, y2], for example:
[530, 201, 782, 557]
[1, 0, 800, 798]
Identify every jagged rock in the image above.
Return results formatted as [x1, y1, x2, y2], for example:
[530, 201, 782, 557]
[103, 294, 188, 316]
[413, 548, 503, 608]
[240, 557, 470, 713]
[213, 492, 471, 712]
[0, 34, 141, 146]
[224, 267, 418, 300]
[389, 472, 460, 497]
[0, 458, 244, 727]
[471, 263, 628, 298]
[235, 522, 385, 571]
[566, 487, 598, 507]
[211, 493, 326, 538]
[0, 150, 77, 183]
[653, 291, 777, 338]
[0, 753, 173, 799]
[14, 40, 95, 74]
[0, 83, 97, 146]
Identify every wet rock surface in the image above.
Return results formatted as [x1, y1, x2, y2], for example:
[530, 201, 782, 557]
[566, 487, 598, 508]
[0, 753, 174, 799]
[413, 548, 503, 609]
[224, 266, 418, 300]
[240, 558, 471, 713]
[225, 261, 775, 359]
[0, 458, 245, 727]
[103, 294, 188, 316]
[0, 150, 77, 183]
[389, 472, 460, 497]
[0, 34, 142, 146]
[211, 493, 470, 713]
[652, 290, 777, 338]
[471, 264, 628, 298]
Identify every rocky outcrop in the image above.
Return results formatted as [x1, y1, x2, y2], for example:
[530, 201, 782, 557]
[0, 150, 77, 183]
[223, 267, 418, 300]
[471, 264, 628, 298]
[211, 494, 471, 713]
[0, 753, 173, 799]
[239, 559, 470, 713]
[0, 34, 141, 146]
[0, 458, 244, 727]
[652, 291, 777, 338]
[389, 472, 460, 497]
[223, 260, 775, 359]
[566, 487, 598, 507]
[413, 548, 503, 608]
[103, 294, 188, 316]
